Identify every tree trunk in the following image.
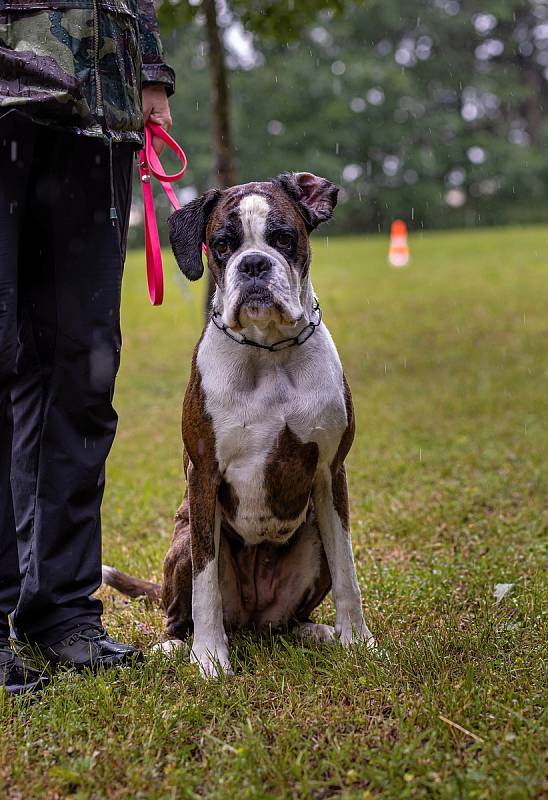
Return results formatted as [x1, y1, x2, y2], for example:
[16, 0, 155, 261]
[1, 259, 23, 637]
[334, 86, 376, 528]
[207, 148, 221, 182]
[525, 66, 543, 148]
[204, 0, 237, 187]
[203, 0, 237, 314]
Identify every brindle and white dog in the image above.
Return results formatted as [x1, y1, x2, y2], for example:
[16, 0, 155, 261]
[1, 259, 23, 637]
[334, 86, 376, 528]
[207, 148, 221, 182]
[103, 172, 374, 677]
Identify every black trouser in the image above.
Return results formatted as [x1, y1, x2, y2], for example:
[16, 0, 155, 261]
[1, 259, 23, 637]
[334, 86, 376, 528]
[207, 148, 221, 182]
[0, 112, 133, 644]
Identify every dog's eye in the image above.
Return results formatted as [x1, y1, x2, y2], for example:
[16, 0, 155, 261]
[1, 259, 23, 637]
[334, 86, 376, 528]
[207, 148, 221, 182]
[276, 233, 292, 248]
[216, 241, 230, 257]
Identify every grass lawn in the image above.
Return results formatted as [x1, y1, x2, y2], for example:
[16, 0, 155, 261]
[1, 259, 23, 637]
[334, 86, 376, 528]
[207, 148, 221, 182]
[1, 226, 546, 799]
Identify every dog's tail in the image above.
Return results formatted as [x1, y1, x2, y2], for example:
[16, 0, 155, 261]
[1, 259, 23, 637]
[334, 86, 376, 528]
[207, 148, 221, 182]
[102, 565, 162, 603]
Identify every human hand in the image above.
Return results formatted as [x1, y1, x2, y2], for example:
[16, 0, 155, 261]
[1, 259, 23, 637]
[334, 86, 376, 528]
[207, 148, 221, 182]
[142, 84, 173, 155]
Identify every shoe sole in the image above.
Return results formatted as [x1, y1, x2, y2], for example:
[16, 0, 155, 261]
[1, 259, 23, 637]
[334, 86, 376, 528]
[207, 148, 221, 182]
[45, 651, 145, 673]
[1, 678, 50, 696]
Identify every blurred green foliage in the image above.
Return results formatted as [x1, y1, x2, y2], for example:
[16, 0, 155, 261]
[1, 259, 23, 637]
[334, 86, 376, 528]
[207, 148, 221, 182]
[132, 0, 548, 244]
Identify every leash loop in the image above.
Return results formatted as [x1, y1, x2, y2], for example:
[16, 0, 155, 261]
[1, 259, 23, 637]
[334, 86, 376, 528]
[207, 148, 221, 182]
[139, 121, 204, 306]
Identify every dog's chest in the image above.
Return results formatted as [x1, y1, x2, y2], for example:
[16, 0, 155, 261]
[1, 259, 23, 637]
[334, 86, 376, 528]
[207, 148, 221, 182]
[198, 328, 347, 544]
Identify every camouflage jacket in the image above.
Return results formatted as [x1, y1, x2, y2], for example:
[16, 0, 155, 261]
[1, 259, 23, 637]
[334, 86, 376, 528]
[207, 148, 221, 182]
[0, 0, 175, 145]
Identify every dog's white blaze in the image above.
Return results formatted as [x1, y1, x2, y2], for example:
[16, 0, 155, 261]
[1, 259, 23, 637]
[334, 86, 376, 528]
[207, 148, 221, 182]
[238, 193, 269, 247]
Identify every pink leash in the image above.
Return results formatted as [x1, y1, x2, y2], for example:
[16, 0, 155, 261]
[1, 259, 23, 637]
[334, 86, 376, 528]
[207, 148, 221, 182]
[138, 121, 206, 305]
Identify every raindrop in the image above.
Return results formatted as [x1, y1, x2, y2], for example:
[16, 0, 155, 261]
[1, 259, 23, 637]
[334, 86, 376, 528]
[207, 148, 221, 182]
[10, 140, 17, 161]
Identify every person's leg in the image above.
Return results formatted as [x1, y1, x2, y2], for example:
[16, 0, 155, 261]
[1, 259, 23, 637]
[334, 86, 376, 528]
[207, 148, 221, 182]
[0, 113, 34, 641]
[10, 127, 135, 650]
[0, 113, 50, 693]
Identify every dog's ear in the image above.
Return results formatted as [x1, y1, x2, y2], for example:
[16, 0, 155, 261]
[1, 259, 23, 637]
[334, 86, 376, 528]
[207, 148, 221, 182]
[273, 172, 338, 230]
[168, 189, 221, 281]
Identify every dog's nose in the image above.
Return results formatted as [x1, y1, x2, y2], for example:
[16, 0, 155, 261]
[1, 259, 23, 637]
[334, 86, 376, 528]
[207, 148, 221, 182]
[237, 253, 271, 278]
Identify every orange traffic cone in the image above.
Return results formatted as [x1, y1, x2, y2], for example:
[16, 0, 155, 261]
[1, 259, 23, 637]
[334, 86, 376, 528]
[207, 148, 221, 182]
[388, 220, 410, 267]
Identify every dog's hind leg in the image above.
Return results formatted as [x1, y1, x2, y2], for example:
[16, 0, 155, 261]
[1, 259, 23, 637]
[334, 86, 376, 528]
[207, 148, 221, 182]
[297, 622, 336, 644]
[162, 498, 193, 642]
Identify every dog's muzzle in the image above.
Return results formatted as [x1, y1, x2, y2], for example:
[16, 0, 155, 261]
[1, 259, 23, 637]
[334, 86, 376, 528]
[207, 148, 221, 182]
[223, 248, 303, 330]
[235, 253, 276, 311]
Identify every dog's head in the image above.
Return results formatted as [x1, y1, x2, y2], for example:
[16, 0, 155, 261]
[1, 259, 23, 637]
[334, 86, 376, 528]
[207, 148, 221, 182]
[168, 172, 338, 330]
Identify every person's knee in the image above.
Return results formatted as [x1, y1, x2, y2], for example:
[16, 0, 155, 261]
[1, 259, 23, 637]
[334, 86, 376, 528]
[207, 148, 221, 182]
[89, 330, 121, 395]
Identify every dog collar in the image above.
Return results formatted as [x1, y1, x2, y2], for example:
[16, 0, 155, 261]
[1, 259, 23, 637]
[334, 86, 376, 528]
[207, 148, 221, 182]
[211, 298, 322, 352]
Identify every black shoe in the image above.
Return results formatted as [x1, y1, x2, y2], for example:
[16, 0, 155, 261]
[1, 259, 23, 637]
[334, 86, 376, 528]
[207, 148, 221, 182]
[32, 625, 143, 672]
[0, 641, 50, 695]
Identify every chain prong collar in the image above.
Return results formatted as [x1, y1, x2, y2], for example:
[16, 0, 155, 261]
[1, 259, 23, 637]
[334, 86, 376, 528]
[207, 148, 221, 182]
[211, 298, 322, 352]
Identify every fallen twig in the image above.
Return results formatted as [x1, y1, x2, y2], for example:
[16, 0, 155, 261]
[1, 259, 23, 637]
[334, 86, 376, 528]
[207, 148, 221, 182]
[439, 714, 485, 743]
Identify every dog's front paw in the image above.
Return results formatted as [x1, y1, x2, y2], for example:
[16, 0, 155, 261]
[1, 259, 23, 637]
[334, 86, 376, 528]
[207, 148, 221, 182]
[190, 639, 233, 679]
[336, 614, 375, 649]
[151, 639, 188, 657]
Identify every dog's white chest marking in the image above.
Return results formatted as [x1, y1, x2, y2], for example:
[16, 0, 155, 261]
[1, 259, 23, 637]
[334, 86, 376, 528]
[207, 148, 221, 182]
[197, 324, 347, 545]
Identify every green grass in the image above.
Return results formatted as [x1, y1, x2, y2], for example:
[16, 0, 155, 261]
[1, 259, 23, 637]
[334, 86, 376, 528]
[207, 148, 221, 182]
[1, 226, 547, 799]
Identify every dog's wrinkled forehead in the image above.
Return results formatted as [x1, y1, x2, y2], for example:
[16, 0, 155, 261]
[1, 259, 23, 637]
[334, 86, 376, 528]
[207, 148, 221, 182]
[168, 172, 338, 283]
[206, 182, 307, 241]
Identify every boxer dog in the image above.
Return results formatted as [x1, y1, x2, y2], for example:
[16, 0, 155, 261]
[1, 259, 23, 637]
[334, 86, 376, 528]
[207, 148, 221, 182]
[103, 172, 374, 677]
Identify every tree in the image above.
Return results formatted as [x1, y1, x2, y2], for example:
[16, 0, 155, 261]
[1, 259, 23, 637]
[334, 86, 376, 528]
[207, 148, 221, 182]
[158, 0, 345, 189]
[138, 0, 548, 251]
[203, 0, 237, 187]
